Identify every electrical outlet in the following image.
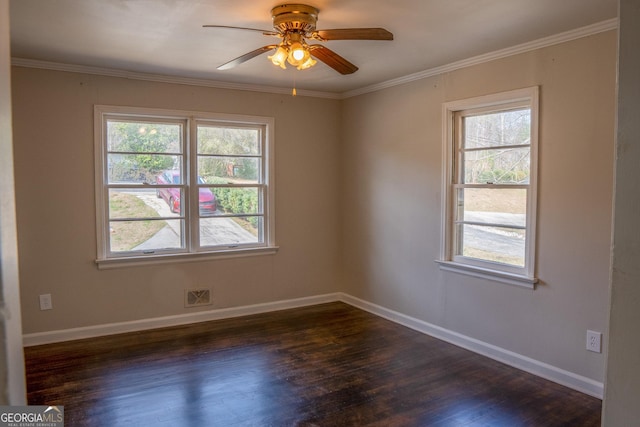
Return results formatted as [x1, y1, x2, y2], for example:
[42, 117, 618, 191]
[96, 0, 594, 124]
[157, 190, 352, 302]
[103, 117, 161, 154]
[586, 330, 602, 353]
[39, 294, 53, 311]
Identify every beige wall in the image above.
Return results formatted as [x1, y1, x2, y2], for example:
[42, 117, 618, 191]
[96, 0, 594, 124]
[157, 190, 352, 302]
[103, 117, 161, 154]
[603, 0, 640, 424]
[341, 30, 617, 382]
[11, 68, 342, 333]
[12, 29, 618, 390]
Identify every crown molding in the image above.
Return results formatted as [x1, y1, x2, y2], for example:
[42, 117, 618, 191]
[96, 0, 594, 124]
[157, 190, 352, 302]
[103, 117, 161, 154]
[10, 57, 342, 100]
[342, 18, 619, 99]
[12, 18, 617, 100]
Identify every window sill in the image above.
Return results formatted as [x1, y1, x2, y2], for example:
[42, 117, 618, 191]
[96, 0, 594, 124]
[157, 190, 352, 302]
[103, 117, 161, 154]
[435, 260, 538, 289]
[96, 246, 279, 270]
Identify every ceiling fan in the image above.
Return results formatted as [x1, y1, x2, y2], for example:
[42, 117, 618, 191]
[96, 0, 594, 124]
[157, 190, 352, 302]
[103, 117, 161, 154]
[204, 3, 393, 75]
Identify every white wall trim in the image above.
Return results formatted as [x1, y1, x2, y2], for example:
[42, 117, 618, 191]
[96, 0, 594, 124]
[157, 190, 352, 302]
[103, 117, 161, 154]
[23, 292, 603, 399]
[22, 293, 342, 347]
[11, 19, 617, 101]
[339, 293, 604, 399]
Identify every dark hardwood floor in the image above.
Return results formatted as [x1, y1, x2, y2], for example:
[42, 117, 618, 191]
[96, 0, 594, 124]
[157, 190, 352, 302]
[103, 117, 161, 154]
[25, 302, 602, 426]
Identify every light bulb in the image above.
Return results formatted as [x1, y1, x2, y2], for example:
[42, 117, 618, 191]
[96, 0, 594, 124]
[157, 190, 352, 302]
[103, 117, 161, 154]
[292, 48, 305, 61]
[287, 42, 308, 67]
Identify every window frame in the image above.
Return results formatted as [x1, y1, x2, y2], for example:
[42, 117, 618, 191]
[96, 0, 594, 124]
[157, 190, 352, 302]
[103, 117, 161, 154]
[94, 105, 277, 269]
[437, 87, 539, 288]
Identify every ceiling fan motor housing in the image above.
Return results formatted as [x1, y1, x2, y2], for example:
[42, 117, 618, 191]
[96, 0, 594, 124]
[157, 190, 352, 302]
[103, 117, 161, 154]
[271, 4, 319, 34]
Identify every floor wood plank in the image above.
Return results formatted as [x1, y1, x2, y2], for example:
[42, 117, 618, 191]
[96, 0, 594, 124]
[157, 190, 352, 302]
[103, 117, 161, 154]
[25, 302, 601, 426]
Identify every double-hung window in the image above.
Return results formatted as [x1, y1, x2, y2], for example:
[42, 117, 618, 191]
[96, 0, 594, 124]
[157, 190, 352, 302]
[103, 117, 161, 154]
[438, 87, 539, 287]
[94, 106, 276, 268]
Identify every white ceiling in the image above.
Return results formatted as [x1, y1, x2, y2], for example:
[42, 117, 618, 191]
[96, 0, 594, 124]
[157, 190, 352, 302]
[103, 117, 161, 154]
[9, 0, 618, 95]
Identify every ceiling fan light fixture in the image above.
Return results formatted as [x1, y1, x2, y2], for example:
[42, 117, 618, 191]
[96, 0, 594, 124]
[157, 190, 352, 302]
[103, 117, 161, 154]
[287, 41, 310, 67]
[268, 45, 289, 69]
[297, 56, 317, 70]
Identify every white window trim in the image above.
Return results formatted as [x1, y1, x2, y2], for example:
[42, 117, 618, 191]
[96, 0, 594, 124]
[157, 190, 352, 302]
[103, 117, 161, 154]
[437, 87, 539, 288]
[94, 105, 277, 269]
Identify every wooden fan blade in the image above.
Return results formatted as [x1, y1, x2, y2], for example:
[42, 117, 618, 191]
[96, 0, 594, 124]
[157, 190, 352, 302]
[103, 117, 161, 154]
[203, 25, 280, 37]
[309, 45, 358, 75]
[217, 45, 278, 70]
[311, 28, 393, 41]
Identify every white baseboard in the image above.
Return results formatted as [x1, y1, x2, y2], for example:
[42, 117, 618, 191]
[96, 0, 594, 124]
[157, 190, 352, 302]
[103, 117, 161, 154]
[22, 293, 342, 347]
[22, 291, 603, 399]
[338, 293, 604, 399]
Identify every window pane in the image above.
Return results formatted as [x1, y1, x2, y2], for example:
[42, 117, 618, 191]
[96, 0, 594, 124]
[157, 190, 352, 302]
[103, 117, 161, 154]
[197, 186, 217, 217]
[457, 223, 525, 267]
[109, 219, 183, 252]
[109, 189, 160, 219]
[464, 108, 530, 149]
[463, 147, 530, 184]
[108, 189, 184, 252]
[109, 187, 182, 218]
[209, 187, 261, 216]
[108, 154, 181, 184]
[456, 188, 527, 227]
[107, 121, 182, 153]
[199, 217, 262, 246]
[197, 126, 260, 155]
[155, 186, 185, 215]
[198, 157, 260, 183]
[155, 169, 183, 185]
